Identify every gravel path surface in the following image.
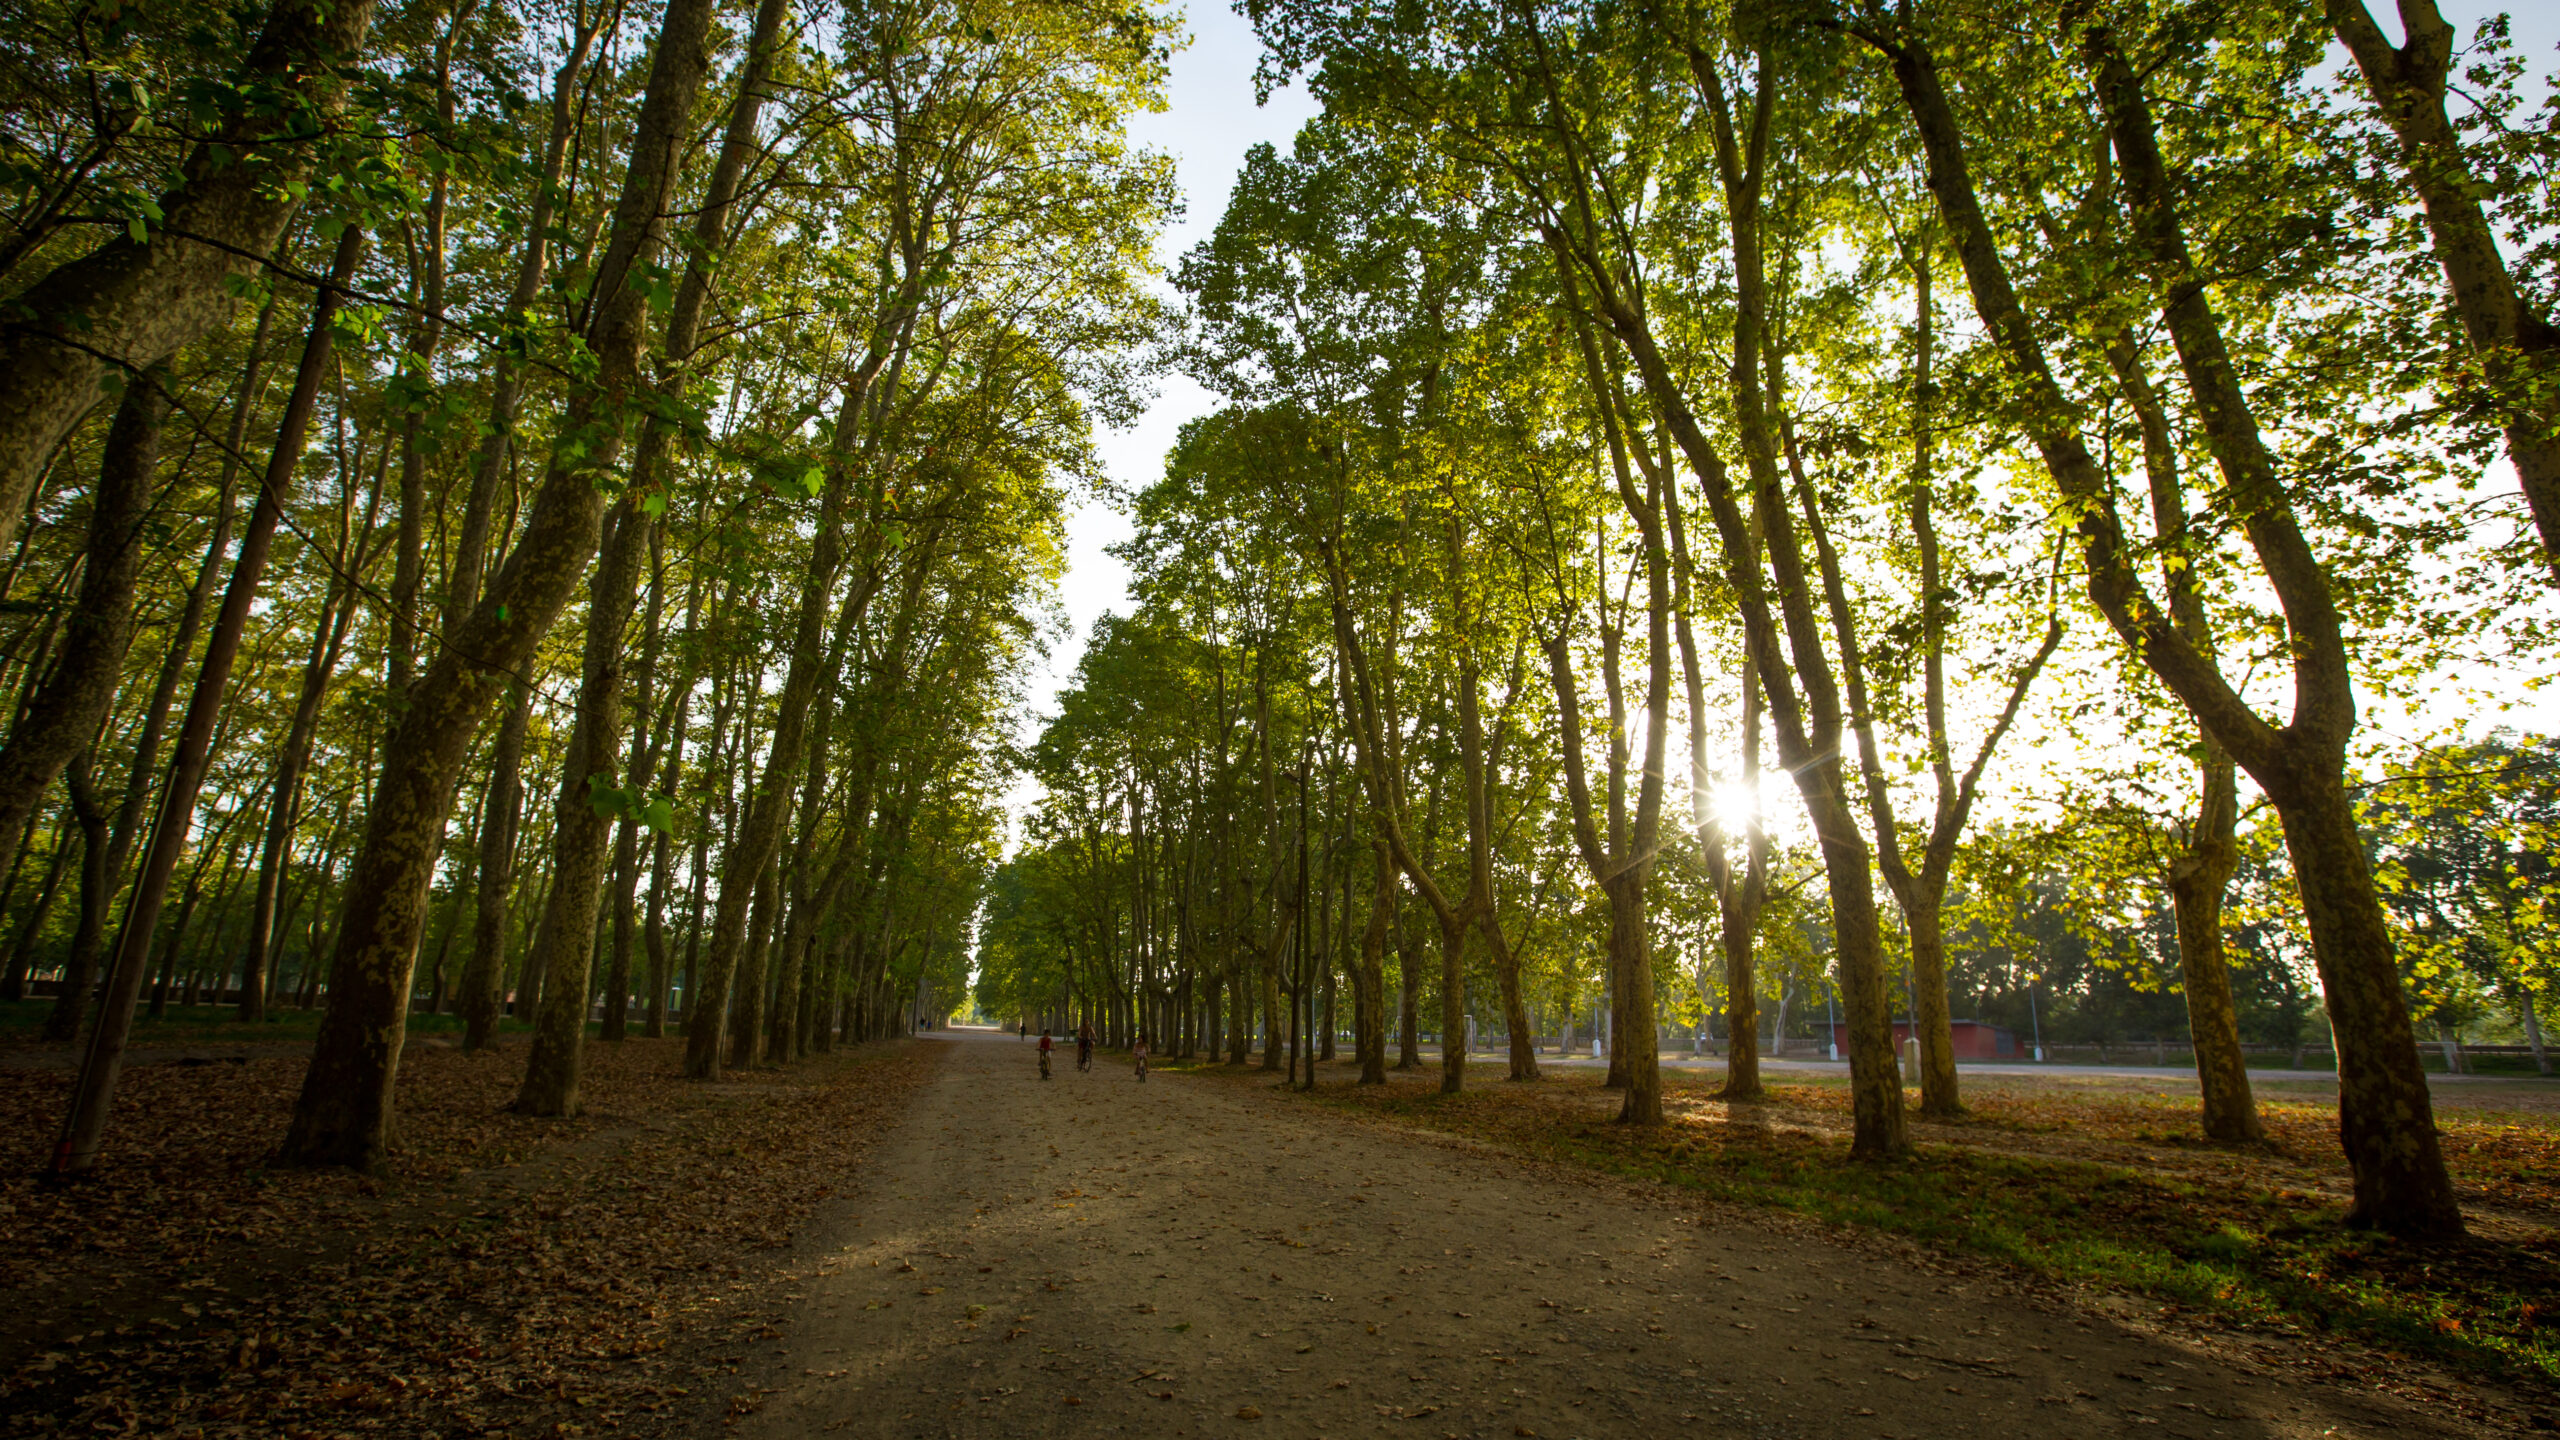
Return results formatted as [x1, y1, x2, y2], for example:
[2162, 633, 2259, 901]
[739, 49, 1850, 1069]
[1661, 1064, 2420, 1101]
[742, 1029, 2492, 1439]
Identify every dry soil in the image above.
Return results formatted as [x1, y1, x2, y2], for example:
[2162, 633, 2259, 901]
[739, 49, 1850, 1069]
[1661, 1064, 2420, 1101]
[740, 1029, 2523, 1439]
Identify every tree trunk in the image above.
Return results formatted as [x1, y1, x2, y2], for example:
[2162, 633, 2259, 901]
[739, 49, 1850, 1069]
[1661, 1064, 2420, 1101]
[43, 758, 112, 1044]
[2095, 284, 2264, 1146]
[1483, 907, 1537, 1082]
[387, 2, 473, 690]
[282, 0, 723, 1169]
[1260, 939, 1284, 1071]
[148, 876, 204, 1018]
[512, 501, 652, 1115]
[423, 881, 463, 1015]
[1871, 21, 2442, 1198]
[1899, 890, 1960, 1116]
[1395, 892, 1420, 1070]
[1606, 870, 1661, 1122]
[644, 823, 676, 1037]
[1320, 859, 1341, 1063]
[2265, 766, 2461, 1230]
[447, 8, 606, 625]
[688, 518, 842, 1079]
[603, 819, 642, 1042]
[89, 293, 271, 971]
[459, 684, 532, 1050]
[512, 865, 555, 1020]
[0, 0, 378, 557]
[2326, 0, 2560, 583]
[221, 231, 366, 1024]
[2, 811, 73, 1000]
[1433, 910, 1464, 1094]
[242, 514, 372, 1026]
[1669, 492, 1769, 1101]
[524, 0, 787, 1109]
[0, 364, 174, 881]
[728, 848, 783, 1070]
[2169, 756, 2262, 1143]
[54, 222, 369, 1172]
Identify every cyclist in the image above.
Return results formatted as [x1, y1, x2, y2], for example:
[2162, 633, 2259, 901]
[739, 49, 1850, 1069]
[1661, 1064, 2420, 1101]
[1037, 1029, 1054, 1080]
[1076, 1021, 1095, 1073]
[1133, 1032, 1150, 1083]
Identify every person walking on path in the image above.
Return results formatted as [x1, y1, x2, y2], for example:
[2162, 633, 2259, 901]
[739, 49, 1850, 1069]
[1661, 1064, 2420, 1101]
[1133, 1033, 1150, 1083]
[1037, 1030, 1053, 1080]
[1076, 1022, 1095, 1074]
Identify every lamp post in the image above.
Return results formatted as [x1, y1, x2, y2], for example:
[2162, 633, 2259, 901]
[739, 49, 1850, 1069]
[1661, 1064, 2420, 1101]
[2027, 978, 2045, 1063]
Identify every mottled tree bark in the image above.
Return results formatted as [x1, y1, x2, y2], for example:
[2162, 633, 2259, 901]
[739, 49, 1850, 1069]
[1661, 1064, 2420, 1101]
[459, 684, 532, 1050]
[387, 1, 475, 690]
[728, 850, 783, 1069]
[519, 0, 789, 1114]
[2168, 756, 2262, 1143]
[511, 502, 651, 1115]
[242, 497, 376, 1027]
[2099, 315, 2262, 1146]
[0, 365, 175, 886]
[1395, 890, 1420, 1070]
[44, 758, 111, 1043]
[1355, 839, 1390, 1085]
[282, 0, 723, 1168]
[1855, 21, 2452, 1229]
[0, 0, 378, 559]
[447, 6, 606, 625]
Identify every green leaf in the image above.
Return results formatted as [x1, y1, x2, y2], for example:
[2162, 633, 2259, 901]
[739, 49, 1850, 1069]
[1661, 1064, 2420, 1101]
[641, 796, 678, 836]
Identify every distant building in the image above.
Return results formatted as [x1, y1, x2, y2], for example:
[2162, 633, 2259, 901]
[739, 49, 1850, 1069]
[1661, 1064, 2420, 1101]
[1828, 1019, 2021, 1061]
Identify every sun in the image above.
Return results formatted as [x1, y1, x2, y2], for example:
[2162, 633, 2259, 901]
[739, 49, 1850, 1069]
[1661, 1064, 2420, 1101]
[1709, 780, 1762, 829]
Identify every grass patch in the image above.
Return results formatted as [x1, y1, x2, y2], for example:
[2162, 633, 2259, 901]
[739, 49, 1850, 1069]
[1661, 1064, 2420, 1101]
[1233, 1062, 2560, 1390]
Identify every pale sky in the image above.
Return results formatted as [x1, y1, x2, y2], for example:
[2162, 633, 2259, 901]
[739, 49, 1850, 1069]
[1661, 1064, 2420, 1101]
[1004, 3, 1319, 837]
[1007, 1, 2560, 844]
[1056, 5, 1317, 665]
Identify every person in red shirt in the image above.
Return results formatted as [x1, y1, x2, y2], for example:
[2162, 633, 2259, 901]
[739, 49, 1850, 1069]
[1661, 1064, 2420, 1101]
[1037, 1030, 1054, 1080]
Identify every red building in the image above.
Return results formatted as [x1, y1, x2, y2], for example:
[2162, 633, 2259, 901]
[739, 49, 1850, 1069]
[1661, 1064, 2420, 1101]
[1828, 1019, 2021, 1060]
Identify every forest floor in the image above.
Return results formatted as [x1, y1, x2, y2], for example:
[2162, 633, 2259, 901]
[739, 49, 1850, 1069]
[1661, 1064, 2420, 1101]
[0, 999, 531, 1067]
[0, 1026, 940, 1438]
[734, 1028, 2552, 1439]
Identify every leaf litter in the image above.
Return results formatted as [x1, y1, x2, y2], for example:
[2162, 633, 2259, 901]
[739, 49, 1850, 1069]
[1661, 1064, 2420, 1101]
[0, 1036, 941, 1437]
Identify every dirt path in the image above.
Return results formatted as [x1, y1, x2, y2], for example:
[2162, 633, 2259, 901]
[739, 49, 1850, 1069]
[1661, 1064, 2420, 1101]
[743, 1030, 2510, 1439]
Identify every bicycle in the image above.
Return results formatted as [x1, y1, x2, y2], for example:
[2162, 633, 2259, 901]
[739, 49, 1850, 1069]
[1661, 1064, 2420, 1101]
[1076, 1042, 1093, 1074]
[1039, 1049, 1051, 1080]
